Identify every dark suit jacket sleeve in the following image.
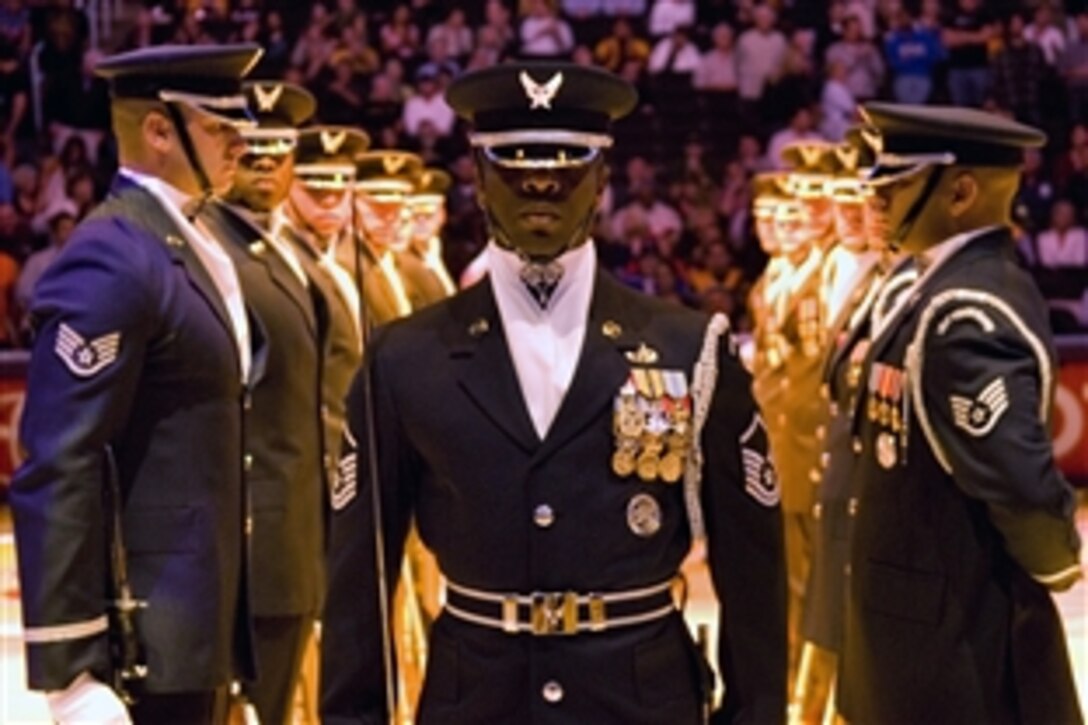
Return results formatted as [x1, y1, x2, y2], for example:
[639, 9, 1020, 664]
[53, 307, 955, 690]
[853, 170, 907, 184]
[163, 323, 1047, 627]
[701, 340, 788, 724]
[321, 327, 418, 725]
[10, 223, 156, 690]
[918, 300, 1082, 590]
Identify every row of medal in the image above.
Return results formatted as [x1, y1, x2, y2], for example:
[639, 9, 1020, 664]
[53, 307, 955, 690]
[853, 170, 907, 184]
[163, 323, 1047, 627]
[866, 361, 908, 469]
[612, 368, 692, 484]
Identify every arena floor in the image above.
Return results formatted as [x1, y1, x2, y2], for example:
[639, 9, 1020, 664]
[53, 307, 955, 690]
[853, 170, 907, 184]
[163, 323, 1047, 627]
[1, 503, 1086, 723]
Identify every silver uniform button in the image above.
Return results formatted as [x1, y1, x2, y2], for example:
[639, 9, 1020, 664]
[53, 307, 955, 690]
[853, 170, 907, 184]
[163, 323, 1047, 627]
[533, 504, 555, 528]
[542, 680, 564, 704]
[244, 453, 254, 472]
[852, 438, 863, 454]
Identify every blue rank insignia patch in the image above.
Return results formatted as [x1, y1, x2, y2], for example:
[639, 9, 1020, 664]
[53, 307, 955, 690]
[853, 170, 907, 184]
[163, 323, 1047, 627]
[54, 323, 121, 378]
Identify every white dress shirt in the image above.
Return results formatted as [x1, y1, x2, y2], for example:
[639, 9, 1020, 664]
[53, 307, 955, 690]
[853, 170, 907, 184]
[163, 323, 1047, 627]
[119, 167, 251, 382]
[488, 240, 596, 439]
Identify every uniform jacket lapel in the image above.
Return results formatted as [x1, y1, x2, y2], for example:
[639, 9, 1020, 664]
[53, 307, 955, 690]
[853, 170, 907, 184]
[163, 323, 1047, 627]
[96, 177, 239, 361]
[206, 201, 318, 338]
[449, 280, 541, 454]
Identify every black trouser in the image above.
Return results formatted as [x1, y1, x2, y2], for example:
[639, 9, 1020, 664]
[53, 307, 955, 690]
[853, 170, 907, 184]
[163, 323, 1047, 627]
[243, 614, 315, 725]
[129, 688, 229, 725]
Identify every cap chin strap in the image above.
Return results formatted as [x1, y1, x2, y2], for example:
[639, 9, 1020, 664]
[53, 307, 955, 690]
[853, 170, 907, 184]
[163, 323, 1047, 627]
[891, 166, 945, 251]
[164, 102, 213, 219]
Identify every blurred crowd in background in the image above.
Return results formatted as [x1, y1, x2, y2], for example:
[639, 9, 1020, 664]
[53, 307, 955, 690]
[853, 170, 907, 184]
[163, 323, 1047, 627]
[0, 0, 1087, 349]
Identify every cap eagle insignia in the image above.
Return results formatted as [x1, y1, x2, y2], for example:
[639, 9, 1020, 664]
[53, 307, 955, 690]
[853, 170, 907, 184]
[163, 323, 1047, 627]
[382, 154, 406, 175]
[320, 129, 347, 155]
[519, 71, 563, 111]
[253, 83, 284, 113]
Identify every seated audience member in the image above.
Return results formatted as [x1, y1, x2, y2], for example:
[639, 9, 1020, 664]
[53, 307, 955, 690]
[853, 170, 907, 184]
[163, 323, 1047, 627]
[1035, 198, 1088, 268]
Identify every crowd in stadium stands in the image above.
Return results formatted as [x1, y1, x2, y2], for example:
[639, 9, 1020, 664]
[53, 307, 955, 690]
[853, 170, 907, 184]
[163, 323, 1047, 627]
[0, 0, 1086, 349]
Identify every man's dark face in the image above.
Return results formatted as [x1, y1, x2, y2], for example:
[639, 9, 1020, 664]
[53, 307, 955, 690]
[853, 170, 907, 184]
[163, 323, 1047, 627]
[231, 151, 294, 212]
[475, 145, 607, 259]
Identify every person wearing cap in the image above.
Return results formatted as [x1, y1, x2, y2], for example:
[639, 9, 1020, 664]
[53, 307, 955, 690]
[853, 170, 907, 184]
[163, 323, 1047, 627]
[743, 171, 789, 368]
[838, 103, 1083, 724]
[280, 125, 369, 508]
[752, 141, 833, 685]
[322, 61, 786, 724]
[340, 149, 424, 325]
[396, 167, 457, 309]
[196, 80, 323, 725]
[791, 129, 919, 725]
[9, 44, 262, 724]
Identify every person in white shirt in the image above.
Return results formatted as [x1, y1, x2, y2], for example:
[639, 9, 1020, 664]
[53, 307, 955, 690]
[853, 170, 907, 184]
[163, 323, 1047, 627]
[694, 22, 738, 92]
[736, 4, 788, 102]
[647, 0, 695, 37]
[519, 0, 575, 58]
[402, 67, 456, 138]
[646, 25, 701, 75]
[1035, 197, 1088, 268]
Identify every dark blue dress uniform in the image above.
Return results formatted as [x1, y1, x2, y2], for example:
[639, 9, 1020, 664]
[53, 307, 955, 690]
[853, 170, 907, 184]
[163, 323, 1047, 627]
[12, 175, 256, 693]
[321, 63, 788, 725]
[285, 126, 370, 491]
[323, 276, 787, 724]
[801, 256, 915, 652]
[9, 45, 263, 708]
[839, 105, 1083, 724]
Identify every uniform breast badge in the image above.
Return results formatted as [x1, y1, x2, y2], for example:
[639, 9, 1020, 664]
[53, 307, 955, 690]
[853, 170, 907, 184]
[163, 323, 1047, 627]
[612, 365, 692, 485]
[626, 492, 662, 537]
[876, 431, 898, 469]
[867, 362, 907, 470]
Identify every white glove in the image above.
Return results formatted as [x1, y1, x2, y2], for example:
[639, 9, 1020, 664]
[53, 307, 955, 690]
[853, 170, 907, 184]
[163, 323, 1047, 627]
[46, 671, 132, 724]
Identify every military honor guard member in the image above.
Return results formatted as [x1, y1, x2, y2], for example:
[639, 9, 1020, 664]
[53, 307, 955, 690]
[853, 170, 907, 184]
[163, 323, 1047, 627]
[791, 129, 918, 724]
[197, 80, 324, 725]
[397, 168, 457, 309]
[839, 103, 1084, 724]
[322, 62, 787, 724]
[745, 171, 790, 362]
[281, 126, 370, 495]
[10, 44, 262, 724]
[340, 149, 425, 325]
[752, 141, 833, 681]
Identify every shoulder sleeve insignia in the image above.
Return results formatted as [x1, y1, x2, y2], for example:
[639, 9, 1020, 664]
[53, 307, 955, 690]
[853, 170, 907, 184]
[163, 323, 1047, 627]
[949, 376, 1009, 438]
[740, 412, 780, 507]
[331, 425, 358, 511]
[54, 323, 121, 378]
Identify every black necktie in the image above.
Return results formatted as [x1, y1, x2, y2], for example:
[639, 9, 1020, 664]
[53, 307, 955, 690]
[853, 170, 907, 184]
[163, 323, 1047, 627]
[519, 260, 564, 310]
